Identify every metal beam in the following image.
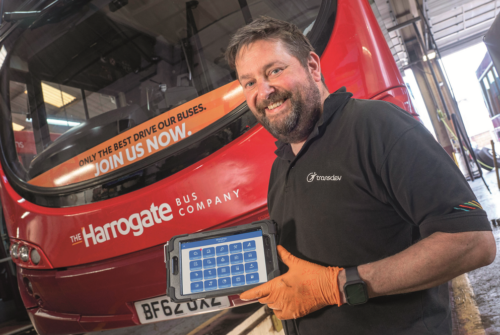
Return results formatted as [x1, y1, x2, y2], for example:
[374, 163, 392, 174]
[388, 16, 421, 32]
[408, 0, 419, 18]
[413, 21, 451, 119]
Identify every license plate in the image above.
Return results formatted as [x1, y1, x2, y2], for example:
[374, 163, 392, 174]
[134, 295, 231, 324]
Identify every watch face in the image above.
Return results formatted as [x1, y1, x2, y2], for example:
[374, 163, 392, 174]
[345, 282, 368, 305]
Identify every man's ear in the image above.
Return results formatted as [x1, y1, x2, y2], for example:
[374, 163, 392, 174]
[307, 52, 323, 83]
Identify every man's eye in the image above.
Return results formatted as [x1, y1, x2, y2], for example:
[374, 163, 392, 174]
[245, 82, 254, 88]
[270, 68, 282, 75]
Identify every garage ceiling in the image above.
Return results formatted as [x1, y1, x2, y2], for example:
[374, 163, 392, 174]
[426, 0, 499, 55]
[370, 0, 411, 70]
[371, 0, 499, 70]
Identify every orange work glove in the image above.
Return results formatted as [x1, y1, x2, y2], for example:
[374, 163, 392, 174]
[239, 245, 343, 320]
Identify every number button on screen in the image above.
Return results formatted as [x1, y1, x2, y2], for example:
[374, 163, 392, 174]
[244, 251, 257, 262]
[189, 250, 202, 260]
[230, 243, 242, 254]
[230, 254, 243, 264]
[191, 282, 203, 293]
[243, 241, 256, 251]
[218, 277, 231, 289]
[216, 245, 228, 255]
[217, 256, 229, 266]
[231, 264, 244, 275]
[204, 269, 216, 280]
[203, 258, 216, 269]
[190, 270, 203, 282]
[217, 266, 230, 277]
[203, 247, 215, 258]
[232, 275, 246, 286]
[205, 279, 217, 291]
[246, 273, 259, 284]
[245, 262, 258, 273]
[190, 261, 202, 271]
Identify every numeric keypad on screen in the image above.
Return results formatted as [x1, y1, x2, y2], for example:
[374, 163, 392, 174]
[188, 240, 261, 293]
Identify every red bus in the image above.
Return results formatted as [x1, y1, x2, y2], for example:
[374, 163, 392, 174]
[477, 52, 500, 142]
[2, 0, 416, 333]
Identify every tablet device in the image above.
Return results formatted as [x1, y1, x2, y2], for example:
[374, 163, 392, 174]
[165, 220, 279, 303]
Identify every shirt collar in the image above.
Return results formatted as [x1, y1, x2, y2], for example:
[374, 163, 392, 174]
[274, 87, 353, 161]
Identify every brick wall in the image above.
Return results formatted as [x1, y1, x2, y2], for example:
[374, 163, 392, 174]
[472, 131, 494, 148]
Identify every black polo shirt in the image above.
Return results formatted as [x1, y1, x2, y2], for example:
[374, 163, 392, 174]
[268, 87, 491, 335]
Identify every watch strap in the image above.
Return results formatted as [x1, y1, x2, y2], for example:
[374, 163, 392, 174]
[345, 266, 361, 283]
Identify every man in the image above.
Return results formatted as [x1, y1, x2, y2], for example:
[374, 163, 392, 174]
[225, 17, 496, 334]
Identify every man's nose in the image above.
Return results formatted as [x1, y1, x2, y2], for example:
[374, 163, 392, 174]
[257, 80, 275, 101]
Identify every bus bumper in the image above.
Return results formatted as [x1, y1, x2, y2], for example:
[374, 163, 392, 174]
[17, 244, 249, 335]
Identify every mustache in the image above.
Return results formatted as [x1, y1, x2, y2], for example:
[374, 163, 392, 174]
[256, 90, 292, 115]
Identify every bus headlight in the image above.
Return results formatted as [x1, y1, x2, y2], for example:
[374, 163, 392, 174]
[10, 243, 19, 259]
[19, 245, 29, 262]
[31, 249, 41, 265]
[8, 240, 53, 269]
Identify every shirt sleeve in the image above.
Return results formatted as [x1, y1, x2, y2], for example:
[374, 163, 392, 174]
[378, 123, 491, 238]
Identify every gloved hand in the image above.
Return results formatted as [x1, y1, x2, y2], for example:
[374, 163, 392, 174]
[239, 245, 343, 320]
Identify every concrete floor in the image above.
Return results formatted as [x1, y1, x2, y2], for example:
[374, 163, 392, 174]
[467, 169, 500, 334]
[81, 303, 260, 335]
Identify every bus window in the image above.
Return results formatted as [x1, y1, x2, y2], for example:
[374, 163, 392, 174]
[1, 0, 322, 191]
[40, 81, 118, 124]
[483, 73, 500, 117]
[10, 80, 34, 169]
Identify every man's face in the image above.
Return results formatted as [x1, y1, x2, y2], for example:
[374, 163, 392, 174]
[235, 39, 322, 143]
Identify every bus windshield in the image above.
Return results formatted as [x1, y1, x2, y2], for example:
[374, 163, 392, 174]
[1, 0, 321, 188]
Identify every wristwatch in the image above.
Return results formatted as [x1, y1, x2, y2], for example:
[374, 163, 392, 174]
[343, 267, 369, 306]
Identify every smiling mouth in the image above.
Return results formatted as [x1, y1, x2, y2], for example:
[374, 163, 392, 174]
[267, 99, 287, 111]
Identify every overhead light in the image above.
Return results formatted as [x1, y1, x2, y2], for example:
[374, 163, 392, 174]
[12, 122, 24, 131]
[46, 119, 80, 126]
[0, 46, 7, 70]
[423, 51, 436, 61]
[41, 82, 76, 108]
[25, 118, 80, 127]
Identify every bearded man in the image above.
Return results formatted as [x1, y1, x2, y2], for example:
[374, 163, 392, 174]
[225, 16, 495, 335]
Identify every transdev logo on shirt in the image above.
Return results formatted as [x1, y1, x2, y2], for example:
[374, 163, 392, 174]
[307, 172, 342, 182]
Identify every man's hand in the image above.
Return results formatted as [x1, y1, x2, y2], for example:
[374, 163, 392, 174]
[239, 245, 343, 320]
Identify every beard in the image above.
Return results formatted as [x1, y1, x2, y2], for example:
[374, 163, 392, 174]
[253, 76, 322, 143]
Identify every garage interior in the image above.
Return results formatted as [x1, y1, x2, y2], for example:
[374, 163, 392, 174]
[370, 1, 500, 332]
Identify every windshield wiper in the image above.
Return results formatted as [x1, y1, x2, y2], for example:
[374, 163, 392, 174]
[3, 0, 91, 30]
[3, 0, 58, 22]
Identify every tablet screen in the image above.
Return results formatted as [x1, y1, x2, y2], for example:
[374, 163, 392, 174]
[180, 230, 268, 295]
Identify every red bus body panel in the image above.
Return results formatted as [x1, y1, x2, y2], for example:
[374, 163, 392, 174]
[4, 0, 417, 333]
[322, 0, 404, 99]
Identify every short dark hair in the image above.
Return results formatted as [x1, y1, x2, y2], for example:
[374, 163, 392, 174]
[225, 16, 315, 72]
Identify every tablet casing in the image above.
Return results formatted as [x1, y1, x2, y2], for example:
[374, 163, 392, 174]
[165, 220, 280, 303]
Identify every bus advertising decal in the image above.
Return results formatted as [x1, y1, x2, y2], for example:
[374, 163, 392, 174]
[70, 188, 240, 248]
[28, 81, 245, 187]
[79, 202, 173, 247]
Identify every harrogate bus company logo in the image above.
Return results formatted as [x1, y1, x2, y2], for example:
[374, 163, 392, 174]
[78, 202, 174, 247]
[307, 172, 342, 182]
